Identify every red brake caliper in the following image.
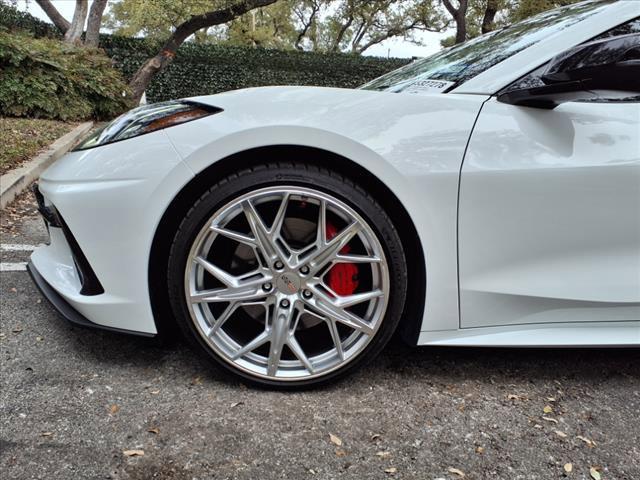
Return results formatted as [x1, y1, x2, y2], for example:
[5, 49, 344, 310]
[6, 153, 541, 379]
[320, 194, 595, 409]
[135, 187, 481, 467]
[325, 222, 359, 296]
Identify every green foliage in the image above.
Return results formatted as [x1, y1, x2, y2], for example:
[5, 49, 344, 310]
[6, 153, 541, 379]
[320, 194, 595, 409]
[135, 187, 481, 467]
[100, 34, 409, 103]
[0, 2, 61, 38]
[0, 30, 132, 120]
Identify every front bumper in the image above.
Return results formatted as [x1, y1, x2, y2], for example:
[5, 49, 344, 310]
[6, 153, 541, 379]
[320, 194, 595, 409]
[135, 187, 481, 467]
[27, 261, 153, 337]
[28, 128, 195, 336]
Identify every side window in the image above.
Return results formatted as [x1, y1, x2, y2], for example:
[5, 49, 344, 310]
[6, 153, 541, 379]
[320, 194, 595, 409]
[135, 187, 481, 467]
[500, 17, 640, 102]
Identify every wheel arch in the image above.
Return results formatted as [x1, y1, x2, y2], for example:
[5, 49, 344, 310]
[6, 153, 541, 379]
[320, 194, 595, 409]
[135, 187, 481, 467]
[149, 145, 426, 344]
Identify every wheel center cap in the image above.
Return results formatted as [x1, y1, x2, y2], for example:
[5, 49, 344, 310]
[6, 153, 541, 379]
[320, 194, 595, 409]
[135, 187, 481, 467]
[276, 273, 301, 294]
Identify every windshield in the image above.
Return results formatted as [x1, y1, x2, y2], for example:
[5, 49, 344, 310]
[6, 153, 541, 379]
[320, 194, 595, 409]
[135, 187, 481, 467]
[361, 0, 614, 94]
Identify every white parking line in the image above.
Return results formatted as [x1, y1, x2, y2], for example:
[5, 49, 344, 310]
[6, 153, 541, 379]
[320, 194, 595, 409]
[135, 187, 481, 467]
[0, 244, 39, 251]
[0, 262, 27, 272]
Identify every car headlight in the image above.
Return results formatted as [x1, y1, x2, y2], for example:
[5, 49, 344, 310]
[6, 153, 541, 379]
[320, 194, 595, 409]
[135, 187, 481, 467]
[73, 101, 222, 151]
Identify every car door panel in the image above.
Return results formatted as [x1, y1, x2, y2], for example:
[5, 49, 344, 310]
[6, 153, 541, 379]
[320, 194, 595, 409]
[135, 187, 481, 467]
[459, 98, 640, 328]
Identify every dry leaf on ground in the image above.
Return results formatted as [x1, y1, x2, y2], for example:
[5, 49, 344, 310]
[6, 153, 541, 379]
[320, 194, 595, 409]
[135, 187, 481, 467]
[123, 449, 144, 457]
[147, 428, 159, 434]
[329, 433, 342, 446]
[563, 463, 573, 473]
[543, 405, 553, 414]
[448, 467, 466, 477]
[590, 467, 602, 480]
[577, 435, 596, 447]
[385, 467, 397, 474]
[555, 430, 568, 438]
[376, 451, 391, 458]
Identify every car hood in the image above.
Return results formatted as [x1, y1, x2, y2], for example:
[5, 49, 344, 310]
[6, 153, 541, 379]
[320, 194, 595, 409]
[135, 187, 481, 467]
[188, 85, 434, 120]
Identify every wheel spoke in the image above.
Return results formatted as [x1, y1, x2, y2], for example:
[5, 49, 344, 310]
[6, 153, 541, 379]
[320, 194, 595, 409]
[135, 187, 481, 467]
[309, 221, 360, 274]
[232, 330, 270, 360]
[326, 318, 345, 361]
[270, 193, 290, 238]
[334, 253, 381, 264]
[192, 261, 271, 302]
[288, 335, 315, 373]
[306, 288, 375, 335]
[194, 257, 236, 286]
[190, 284, 266, 303]
[206, 301, 239, 336]
[243, 200, 279, 263]
[334, 289, 384, 308]
[210, 225, 256, 247]
[266, 302, 296, 377]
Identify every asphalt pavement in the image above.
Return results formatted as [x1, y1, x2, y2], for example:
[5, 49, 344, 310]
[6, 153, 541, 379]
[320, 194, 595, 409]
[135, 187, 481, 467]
[1, 196, 639, 480]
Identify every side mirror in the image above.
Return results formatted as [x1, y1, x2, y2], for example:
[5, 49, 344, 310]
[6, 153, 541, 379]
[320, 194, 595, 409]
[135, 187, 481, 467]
[498, 33, 640, 109]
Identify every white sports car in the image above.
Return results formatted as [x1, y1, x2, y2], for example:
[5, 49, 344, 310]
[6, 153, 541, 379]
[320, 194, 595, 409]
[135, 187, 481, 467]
[29, 0, 639, 387]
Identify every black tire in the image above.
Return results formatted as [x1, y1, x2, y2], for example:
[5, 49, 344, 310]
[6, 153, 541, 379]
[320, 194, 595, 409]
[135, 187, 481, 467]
[167, 163, 408, 388]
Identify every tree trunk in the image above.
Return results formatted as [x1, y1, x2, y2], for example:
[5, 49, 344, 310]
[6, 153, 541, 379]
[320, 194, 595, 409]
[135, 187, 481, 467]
[35, 0, 70, 33]
[64, 0, 88, 44]
[128, 0, 278, 103]
[481, 0, 499, 34]
[442, 0, 468, 44]
[85, 0, 108, 47]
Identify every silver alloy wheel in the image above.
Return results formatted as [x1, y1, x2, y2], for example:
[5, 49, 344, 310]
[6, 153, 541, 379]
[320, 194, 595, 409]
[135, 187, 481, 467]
[184, 186, 390, 381]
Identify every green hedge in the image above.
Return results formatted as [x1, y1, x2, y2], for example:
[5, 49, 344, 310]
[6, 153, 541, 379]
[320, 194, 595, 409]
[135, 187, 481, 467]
[0, 30, 131, 120]
[1, 4, 409, 104]
[0, 3, 61, 38]
[100, 35, 410, 102]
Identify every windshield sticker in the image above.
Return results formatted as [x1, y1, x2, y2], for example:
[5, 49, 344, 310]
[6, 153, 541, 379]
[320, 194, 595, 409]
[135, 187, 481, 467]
[404, 79, 455, 95]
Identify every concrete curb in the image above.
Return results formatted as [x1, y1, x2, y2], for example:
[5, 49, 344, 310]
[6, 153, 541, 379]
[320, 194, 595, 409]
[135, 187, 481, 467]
[0, 121, 93, 209]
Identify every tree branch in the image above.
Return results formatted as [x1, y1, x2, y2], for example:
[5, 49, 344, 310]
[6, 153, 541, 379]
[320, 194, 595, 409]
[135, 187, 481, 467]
[129, 0, 278, 102]
[35, 0, 70, 33]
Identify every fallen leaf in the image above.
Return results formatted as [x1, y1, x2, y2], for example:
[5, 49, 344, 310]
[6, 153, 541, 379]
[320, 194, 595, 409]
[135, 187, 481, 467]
[564, 463, 573, 473]
[370, 433, 382, 442]
[385, 467, 397, 474]
[542, 416, 558, 424]
[147, 428, 159, 434]
[448, 467, 466, 477]
[10, 288, 17, 293]
[577, 435, 596, 447]
[547, 397, 556, 402]
[40, 432, 53, 437]
[123, 449, 144, 457]
[475, 446, 484, 454]
[36, 336, 43, 342]
[308, 469, 316, 475]
[543, 405, 553, 414]
[507, 394, 519, 400]
[335, 448, 346, 457]
[376, 451, 391, 458]
[150, 390, 160, 395]
[555, 430, 568, 438]
[231, 401, 244, 408]
[329, 433, 342, 447]
[109, 404, 120, 415]
[534, 424, 543, 429]
[590, 467, 601, 480]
